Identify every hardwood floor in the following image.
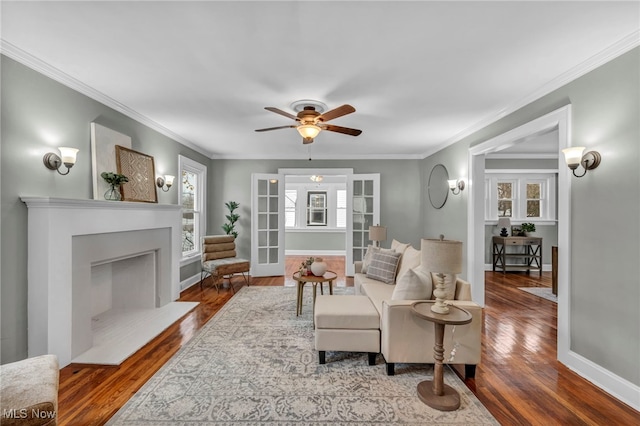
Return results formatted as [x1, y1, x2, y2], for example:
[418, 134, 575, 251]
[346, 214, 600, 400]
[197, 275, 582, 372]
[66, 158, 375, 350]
[57, 257, 639, 425]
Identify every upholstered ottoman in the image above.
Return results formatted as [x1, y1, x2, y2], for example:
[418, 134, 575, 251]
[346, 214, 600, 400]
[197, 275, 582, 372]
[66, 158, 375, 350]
[314, 295, 380, 365]
[0, 354, 59, 426]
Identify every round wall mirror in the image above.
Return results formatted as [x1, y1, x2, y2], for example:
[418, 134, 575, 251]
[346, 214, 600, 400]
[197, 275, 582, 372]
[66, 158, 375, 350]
[428, 164, 449, 209]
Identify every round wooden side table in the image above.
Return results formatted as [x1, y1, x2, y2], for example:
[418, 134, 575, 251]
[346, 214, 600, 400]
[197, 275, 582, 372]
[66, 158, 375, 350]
[292, 270, 337, 318]
[411, 301, 472, 411]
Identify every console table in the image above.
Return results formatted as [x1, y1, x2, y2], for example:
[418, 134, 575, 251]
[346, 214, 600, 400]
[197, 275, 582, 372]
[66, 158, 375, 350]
[492, 236, 542, 276]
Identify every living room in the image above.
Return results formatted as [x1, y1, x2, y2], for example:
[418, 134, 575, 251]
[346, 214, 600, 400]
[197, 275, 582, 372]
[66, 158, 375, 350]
[1, 1, 639, 424]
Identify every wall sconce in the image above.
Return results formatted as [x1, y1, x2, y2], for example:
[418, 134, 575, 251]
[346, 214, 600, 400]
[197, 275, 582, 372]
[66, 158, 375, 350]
[562, 147, 601, 177]
[310, 175, 323, 183]
[447, 179, 465, 195]
[43, 147, 79, 175]
[156, 175, 175, 192]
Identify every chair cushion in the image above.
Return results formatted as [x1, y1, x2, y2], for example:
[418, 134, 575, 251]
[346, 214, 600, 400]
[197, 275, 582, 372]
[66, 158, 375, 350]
[203, 257, 250, 276]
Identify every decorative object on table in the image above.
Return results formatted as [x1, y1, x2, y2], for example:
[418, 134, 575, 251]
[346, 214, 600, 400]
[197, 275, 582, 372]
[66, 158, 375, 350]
[421, 235, 462, 315]
[428, 163, 449, 209]
[115, 145, 157, 203]
[299, 257, 315, 276]
[42, 146, 79, 175]
[90, 123, 132, 200]
[221, 201, 240, 239]
[497, 217, 511, 236]
[511, 225, 524, 236]
[310, 257, 327, 276]
[368, 224, 387, 247]
[521, 222, 536, 237]
[100, 171, 129, 201]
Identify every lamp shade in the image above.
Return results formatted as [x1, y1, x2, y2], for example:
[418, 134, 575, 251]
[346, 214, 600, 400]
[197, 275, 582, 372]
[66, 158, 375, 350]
[58, 147, 79, 165]
[297, 124, 321, 139]
[562, 147, 585, 167]
[164, 175, 175, 186]
[369, 225, 387, 243]
[421, 236, 462, 275]
[497, 217, 511, 230]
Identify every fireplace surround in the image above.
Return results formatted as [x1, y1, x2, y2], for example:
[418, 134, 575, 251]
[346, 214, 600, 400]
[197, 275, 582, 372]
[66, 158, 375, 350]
[22, 197, 184, 367]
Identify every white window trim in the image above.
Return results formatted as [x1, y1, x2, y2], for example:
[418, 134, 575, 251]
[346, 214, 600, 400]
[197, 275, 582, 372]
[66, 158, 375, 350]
[485, 170, 556, 224]
[179, 155, 207, 265]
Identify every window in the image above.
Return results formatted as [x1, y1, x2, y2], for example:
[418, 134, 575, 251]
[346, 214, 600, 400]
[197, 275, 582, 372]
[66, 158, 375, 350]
[307, 191, 327, 226]
[179, 156, 207, 261]
[336, 189, 347, 228]
[485, 172, 555, 222]
[285, 189, 297, 227]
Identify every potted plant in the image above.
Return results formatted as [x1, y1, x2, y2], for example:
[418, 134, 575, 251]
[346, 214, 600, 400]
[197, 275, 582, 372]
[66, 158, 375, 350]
[222, 201, 240, 239]
[101, 171, 129, 201]
[521, 222, 537, 237]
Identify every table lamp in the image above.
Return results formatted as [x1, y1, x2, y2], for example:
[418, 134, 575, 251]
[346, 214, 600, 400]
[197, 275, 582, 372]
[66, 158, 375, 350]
[422, 235, 463, 314]
[497, 217, 511, 236]
[369, 225, 387, 247]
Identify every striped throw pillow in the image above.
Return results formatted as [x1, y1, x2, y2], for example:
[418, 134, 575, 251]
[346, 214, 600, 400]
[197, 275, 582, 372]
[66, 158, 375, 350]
[366, 250, 402, 284]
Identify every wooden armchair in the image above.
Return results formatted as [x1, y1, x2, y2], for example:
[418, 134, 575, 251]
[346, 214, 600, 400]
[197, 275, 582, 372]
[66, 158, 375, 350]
[200, 235, 250, 293]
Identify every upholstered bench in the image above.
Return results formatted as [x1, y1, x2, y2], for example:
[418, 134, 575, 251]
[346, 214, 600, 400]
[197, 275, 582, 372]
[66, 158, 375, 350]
[314, 295, 380, 365]
[0, 354, 59, 426]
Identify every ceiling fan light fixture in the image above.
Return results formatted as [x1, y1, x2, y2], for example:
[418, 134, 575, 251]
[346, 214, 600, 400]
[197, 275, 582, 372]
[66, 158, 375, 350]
[297, 124, 321, 139]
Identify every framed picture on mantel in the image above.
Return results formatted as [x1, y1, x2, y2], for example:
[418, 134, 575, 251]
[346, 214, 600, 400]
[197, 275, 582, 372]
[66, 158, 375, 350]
[115, 145, 158, 203]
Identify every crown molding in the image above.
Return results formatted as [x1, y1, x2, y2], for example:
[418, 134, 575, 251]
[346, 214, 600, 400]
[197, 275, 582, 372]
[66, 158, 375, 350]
[485, 153, 559, 160]
[1, 40, 215, 159]
[420, 30, 640, 159]
[210, 152, 424, 160]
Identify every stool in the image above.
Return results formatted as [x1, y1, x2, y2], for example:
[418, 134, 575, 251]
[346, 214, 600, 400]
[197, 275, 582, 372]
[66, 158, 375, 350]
[0, 354, 59, 426]
[314, 295, 380, 365]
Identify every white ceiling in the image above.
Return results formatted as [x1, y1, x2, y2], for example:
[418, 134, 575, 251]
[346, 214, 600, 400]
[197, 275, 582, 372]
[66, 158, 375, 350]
[2, 1, 638, 160]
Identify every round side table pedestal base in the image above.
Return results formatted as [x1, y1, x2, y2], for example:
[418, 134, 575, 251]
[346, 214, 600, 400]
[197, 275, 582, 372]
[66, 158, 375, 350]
[416, 380, 461, 411]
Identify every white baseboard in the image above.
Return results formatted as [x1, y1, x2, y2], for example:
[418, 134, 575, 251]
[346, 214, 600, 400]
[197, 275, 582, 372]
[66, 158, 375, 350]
[285, 250, 346, 256]
[484, 263, 552, 272]
[562, 350, 640, 411]
[180, 272, 201, 292]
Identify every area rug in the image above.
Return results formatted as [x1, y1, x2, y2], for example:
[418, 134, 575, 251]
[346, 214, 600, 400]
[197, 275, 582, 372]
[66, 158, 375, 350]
[107, 287, 498, 425]
[518, 287, 557, 303]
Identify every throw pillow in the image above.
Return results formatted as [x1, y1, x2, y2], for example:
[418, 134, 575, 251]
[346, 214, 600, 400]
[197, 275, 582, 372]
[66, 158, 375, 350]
[395, 245, 421, 282]
[392, 267, 433, 300]
[361, 245, 394, 274]
[391, 239, 410, 255]
[366, 250, 402, 284]
[431, 272, 457, 300]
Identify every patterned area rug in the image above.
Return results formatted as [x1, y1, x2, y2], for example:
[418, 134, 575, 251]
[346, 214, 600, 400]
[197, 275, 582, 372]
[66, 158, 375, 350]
[107, 287, 497, 425]
[518, 287, 557, 303]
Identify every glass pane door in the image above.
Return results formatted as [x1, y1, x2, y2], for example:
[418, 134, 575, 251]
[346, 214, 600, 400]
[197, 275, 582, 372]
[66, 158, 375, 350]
[251, 174, 284, 277]
[346, 174, 379, 276]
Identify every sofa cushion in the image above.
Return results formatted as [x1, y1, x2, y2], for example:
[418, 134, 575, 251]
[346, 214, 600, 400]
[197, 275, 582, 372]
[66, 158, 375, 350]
[361, 281, 395, 318]
[391, 239, 410, 255]
[366, 250, 402, 284]
[392, 267, 433, 300]
[395, 245, 421, 282]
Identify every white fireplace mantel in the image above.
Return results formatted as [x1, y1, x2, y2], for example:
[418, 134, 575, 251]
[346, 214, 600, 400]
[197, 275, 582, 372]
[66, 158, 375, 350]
[21, 197, 182, 367]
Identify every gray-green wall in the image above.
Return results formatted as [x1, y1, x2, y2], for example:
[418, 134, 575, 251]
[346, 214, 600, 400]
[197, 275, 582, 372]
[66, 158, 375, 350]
[0, 56, 210, 362]
[285, 231, 346, 252]
[422, 48, 639, 386]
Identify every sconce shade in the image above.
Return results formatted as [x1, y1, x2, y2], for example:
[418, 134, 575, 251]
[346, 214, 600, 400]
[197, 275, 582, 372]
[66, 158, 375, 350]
[297, 124, 321, 139]
[58, 147, 79, 165]
[562, 147, 585, 169]
[369, 225, 387, 244]
[156, 174, 175, 192]
[421, 236, 463, 275]
[448, 179, 457, 190]
[164, 175, 175, 186]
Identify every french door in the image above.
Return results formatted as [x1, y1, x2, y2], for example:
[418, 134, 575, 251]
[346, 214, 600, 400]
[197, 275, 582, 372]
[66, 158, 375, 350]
[250, 174, 285, 277]
[346, 174, 380, 276]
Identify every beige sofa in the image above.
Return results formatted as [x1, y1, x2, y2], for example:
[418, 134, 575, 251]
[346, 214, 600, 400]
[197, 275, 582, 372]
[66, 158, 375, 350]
[354, 242, 482, 378]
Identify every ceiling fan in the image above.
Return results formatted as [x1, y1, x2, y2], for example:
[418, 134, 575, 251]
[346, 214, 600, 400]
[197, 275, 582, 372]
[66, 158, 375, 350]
[255, 100, 362, 144]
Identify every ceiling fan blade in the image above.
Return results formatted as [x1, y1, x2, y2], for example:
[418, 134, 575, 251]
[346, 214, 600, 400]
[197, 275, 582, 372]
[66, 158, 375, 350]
[317, 104, 355, 122]
[255, 125, 296, 132]
[321, 124, 362, 136]
[265, 107, 299, 121]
